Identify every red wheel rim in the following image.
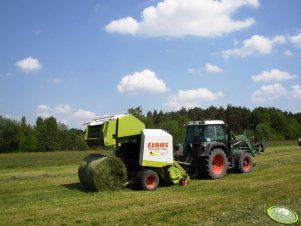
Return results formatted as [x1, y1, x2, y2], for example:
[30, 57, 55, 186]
[212, 154, 224, 175]
[145, 174, 157, 190]
[242, 156, 251, 171]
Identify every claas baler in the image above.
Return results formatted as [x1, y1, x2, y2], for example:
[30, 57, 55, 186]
[83, 114, 189, 191]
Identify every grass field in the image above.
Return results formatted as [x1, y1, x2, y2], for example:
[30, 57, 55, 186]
[0, 145, 300, 226]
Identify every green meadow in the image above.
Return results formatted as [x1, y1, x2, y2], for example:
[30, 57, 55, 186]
[0, 145, 300, 226]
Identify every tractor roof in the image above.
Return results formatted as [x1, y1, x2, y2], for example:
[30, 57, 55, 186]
[186, 120, 225, 126]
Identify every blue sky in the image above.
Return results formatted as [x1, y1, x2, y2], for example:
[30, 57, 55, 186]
[0, 0, 301, 128]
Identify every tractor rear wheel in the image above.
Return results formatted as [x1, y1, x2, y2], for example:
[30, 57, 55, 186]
[200, 149, 228, 179]
[137, 169, 159, 191]
[237, 152, 253, 173]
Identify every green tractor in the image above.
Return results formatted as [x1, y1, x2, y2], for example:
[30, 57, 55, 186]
[174, 120, 264, 179]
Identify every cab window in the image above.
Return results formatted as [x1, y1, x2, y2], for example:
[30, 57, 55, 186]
[185, 126, 205, 144]
[205, 125, 215, 142]
[216, 125, 226, 142]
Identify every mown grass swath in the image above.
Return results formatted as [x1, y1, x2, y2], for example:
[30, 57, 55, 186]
[0, 145, 300, 225]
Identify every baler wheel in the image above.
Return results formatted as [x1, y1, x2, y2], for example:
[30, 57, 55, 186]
[180, 178, 189, 186]
[137, 169, 159, 191]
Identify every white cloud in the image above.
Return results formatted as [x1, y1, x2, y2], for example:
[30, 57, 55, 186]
[15, 56, 42, 72]
[105, 0, 258, 37]
[106, 17, 139, 35]
[252, 83, 287, 102]
[37, 104, 52, 112]
[252, 69, 297, 82]
[165, 88, 223, 110]
[55, 104, 71, 114]
[37, 112, 52, 119]
[117, 69, 168, 94]
[204, 63, 223, 73]
[36, 104, 97, 128]
[272, 36, 286, 44]
[222, 35, 286, 58]
[2, 114, 12, 119]
[292, 85, 301, 100]
[289, 33, 301, 48]
[72, 109, 97, 122]
[188, 63, 223, 75]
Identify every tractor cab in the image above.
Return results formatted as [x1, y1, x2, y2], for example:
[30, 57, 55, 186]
[182, 120, 227, 156]
[185, 120, 226, 143]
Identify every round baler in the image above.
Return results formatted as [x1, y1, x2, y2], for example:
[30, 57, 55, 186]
[80, 115, 189, 191]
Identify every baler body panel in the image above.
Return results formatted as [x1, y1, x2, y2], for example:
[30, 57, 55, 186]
[139, 129, 173, 167]
[85, 114, 145, 147]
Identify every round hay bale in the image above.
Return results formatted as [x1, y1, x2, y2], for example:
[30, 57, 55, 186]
[78, 154, 103, 190]
[298, 138, 301, 146]
[78, 154, 127, 191]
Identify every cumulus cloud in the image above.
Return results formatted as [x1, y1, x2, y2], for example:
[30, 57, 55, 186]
[289, 33, 301, 48]
[36, 104, 97, 128]
[105, 0, 258, 37]
[222, 35, 286, 58]
[251, 83, 287, 102]
[165, 88, 223, 110]
[252, 69, 297, 82]
[204, 63, 223, 73]
[106, 17, 139, 35]
[15, 56, 42, 72]
[73, 109, 97, 122]
[117, 69, 168, 94]
[292, 85, 301, 100]
[37, 104, 52, 112]
[54, 104, 71, 114]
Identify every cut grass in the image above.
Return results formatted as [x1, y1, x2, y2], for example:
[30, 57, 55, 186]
[0, 145, 300, 225]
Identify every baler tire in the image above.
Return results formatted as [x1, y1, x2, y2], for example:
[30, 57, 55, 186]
[200, 149, 228, 179]
[238, 152, 253, 173]
[180, 177, 189, 186]
[137, 169, 159, 191]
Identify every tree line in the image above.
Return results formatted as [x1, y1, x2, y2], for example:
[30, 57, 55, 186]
[0, 116, 88, 153]
[1, 105, 301, 153]
[129, 105, 301, 143]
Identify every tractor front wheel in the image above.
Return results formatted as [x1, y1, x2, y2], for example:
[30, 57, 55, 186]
[137, 169, 159, 191]
[238, 152, 253, 173]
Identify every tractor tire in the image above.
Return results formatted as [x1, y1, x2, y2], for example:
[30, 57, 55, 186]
[236, 151, 253, 173]
[137, 169, 159, 191]
[200, 149, 228, 179]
